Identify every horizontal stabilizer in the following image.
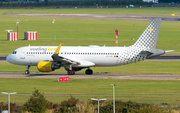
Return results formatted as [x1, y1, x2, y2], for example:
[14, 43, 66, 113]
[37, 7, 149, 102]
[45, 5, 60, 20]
[165, 50, 174, 53]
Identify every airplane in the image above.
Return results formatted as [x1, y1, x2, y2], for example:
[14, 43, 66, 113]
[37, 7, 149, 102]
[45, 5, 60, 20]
[6, 18, 172, 75]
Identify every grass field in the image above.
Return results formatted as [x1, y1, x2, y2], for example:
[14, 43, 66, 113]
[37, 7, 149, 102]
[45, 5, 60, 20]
[0, 14, 179, 55]
[0, 61, 180, 74]
[1, 78, 180, 105]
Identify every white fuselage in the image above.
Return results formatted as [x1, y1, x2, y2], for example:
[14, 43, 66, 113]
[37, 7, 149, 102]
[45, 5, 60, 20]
[6, 45, 127, 67]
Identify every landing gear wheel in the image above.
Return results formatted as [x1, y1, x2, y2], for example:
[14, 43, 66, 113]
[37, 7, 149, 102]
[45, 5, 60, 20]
[67, 70, 75, 75]
[25, 65, 30, 74]
[85, 69, 93, 75]
[25, 70, 30, 74]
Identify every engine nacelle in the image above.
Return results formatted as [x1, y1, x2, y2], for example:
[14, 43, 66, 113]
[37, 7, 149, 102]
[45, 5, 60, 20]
[37, 61, 61, 72]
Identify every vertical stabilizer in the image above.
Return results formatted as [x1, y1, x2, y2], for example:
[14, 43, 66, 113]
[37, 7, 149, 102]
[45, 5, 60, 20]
[116, 18, 162, 65]
[133, 18, 161, 51]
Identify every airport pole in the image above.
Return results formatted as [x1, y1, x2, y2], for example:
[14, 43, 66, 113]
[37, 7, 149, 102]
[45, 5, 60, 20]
[115, 29, 119, 47]
[111, 84, 116, 113]
[17, 22, 19, 40]
[91, 98, 106, 113]
[116, 36, 118, 47]
[2, 92, 17, 113]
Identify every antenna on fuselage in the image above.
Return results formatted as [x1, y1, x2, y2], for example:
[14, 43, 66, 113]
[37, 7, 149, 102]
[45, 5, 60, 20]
[28, 44, 30, 46]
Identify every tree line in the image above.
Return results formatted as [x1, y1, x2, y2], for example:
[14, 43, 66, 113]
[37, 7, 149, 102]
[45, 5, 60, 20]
[0, 89, 173, 113]
[0, 0, 154, 8]
[0, 0, 179, 7]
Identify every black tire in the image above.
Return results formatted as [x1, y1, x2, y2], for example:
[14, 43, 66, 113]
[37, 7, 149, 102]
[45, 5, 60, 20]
[25, 70, 30, 74]
[67, 71, 71, 75]
[85, 70, 89, 75]
[90, 70, 93, 75]
[72, 70, 75, 75]
[85, 69, 93, 75]
[67, 70, 75, 75]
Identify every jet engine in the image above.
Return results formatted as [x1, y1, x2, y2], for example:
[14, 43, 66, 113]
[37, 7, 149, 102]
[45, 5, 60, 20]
[37, 61, 61, 72]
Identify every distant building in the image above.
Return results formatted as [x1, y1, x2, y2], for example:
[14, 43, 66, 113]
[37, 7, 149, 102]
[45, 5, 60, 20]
[143, 0, 158, 3]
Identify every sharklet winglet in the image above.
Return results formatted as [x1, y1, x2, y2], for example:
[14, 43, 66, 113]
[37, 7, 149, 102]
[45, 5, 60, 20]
[55, 43, 62, 54]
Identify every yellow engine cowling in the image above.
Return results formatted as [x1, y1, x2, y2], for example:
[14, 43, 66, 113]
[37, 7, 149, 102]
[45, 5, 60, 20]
[37, 61, 61, 72]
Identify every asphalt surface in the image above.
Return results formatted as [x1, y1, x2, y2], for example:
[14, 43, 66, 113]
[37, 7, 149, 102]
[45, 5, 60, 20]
[0, 72, 180, 80]
[9, 13, 180, 22]
[0, 56, 6, 60]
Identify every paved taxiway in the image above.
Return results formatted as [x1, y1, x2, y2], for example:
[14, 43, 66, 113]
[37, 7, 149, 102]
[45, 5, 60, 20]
[9, 13, 180, 22]
[0, 72, 180, 80]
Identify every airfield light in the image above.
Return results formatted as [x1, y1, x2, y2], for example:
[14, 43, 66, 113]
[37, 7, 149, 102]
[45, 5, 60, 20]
[91, 98, 106, 113]
[2, 92, 17, 113]
[111, 84, 116, 113]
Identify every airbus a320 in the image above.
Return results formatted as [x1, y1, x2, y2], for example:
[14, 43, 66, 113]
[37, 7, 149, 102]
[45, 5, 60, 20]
[6, 18, 172, 75]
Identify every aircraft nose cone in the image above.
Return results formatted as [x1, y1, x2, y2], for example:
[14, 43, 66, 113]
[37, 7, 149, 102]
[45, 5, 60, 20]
[6, 55, 12, 63]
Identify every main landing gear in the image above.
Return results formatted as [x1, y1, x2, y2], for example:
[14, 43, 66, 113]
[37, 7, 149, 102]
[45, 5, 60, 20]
[67, 70, 75, 75]
[67, 65, 75, 75]
[85, 69, 93, 75]
[25, 65, 30, 74]
[66, 66, 93, 75]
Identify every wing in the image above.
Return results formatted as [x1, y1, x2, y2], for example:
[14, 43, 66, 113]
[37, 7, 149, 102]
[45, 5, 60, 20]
[51, 43, 95, 67]
[51, 43, 80, 66]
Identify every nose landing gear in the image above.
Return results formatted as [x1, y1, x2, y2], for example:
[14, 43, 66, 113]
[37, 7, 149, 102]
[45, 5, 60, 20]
[25, 65, 30, 74]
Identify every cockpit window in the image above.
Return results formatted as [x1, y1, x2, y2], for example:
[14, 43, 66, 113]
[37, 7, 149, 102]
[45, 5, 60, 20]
[12, 51, 17, 54]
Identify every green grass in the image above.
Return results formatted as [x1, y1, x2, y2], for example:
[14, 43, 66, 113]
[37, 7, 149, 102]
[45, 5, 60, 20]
[1, 78, 180, 105]
[0, 15, 179, 55]
[1, 8, 180, 16]
[1, 61, 180, 75]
